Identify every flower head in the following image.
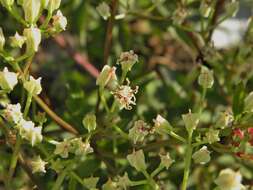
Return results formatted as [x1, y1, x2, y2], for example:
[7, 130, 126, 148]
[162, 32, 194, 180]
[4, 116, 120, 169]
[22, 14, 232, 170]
[198, 66, 214, 88]
[113, 81, 138, 110]
[182, 110, 199, 133]
[153, 114, 172, 135]
[52, 10, 67, 31]
[96, 65, 118, 90]
[10, 32, 26, 48]
[117, 172, 131, 190]
[0, 67, 18, 92]
[70, 138, 93, 156]
[96, 2, 111, 20]
[192, 146, 211, 164]
[127, 149, 146, 172]
[204, 129, 220, 144]
[30, 156, 47, 173]
[3, 103, 23, 124]
[23, 26, 41, 52]
[83, 176, 99, 189]
[54, 140, 71, 158]
[24, 76, 42, 95]
[17, 119, 43, 146]
[117, 50, 138, 72]
[82, 113, 97, 132]
[22, 0, 41, 24]
[215, 111, 233, 129]
[46, 0, 61, 12]
[129, 120, 150, 144]
[159, 152, 174, 169]
[215, 169, 245, 190]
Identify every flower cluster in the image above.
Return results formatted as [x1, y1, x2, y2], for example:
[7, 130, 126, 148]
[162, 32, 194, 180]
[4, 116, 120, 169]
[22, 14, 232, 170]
[96, 50, 139, 110]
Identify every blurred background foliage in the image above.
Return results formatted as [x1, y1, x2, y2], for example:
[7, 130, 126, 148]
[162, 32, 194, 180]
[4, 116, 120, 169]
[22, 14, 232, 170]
[1, 0, 253, 189]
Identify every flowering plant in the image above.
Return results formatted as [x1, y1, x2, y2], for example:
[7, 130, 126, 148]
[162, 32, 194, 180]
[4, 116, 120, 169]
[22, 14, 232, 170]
[0, 0, 253, 190]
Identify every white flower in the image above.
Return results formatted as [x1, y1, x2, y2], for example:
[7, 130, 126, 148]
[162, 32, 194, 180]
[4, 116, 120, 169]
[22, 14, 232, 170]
[82, 113, 97, 133]
[0, 67, 18, 92]
[215, 169, 245, 190]
[10, 32, 26, 48]
[112, 82, 138, 110]
[54, 140, 71, 158]
[24, 76, 42, 95]
[0, 27, 5, 50]
[127, 149, 146, 172]
[83, 176, 99, 189]
[23, 26, 41, 52]
[96, 2, 111, 20]
[70, 138, 93, 156]
[117, 173, 131, 190]
[129, 120, 150, 144]
[117, 50, 138, 72]
[204, 129, 220, 144]
[182, 110, 199, 133]
[3, 103, 23, 124]
[96, 65, 118, 90]
[153, 114, 172, 135]
[159, 152, 174, 169]
[215, 111, 233, 129]
[22, 0, 41, 24]
[52, 10, 67, 31]
[192, 146, 211, 164]
[17, 119, 43, 146]
[30, 156, 47, 173]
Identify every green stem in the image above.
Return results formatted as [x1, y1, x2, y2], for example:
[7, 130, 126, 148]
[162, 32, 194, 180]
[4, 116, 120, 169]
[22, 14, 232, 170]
[130, 180, 147, 186]
[181, 131, 193, 190]
[7, 135, 22, 189]
[151, 164, 164, 178]
[142, 170, 158, 189]
[70, 172, 85, 186]
[168, 131, 186, 143]
[52, 168, 68, 190]
[6, 7, 28, 26]
[24, 93, 33, 118]
[99, 88, 110, 113]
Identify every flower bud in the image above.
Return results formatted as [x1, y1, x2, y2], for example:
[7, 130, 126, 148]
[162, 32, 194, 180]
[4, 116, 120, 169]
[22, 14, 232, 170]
[52, 10, 67, 31]
[47, 0, 61, 12]
[96, 2, 111, 20]
[215, 169, 245, 190]
[22, 0, 41, 24]
[117, 50, 138, 72]
[24, 76, 42, 95]
[198, 66, 214, 89]
[0, 27, 5, 51]
[96, 65, 118, 90]
[129, 120, 149, 144]
[23, 27, 41, 52]
[153, 114, 173, 135]
[83, 176, 99, 189]
[0, 67, 18, 92]
[30, 156, 47, 173]
[200, 0, 213, 17]
[244, 92, 253, 112]
[127, 149, 147, 172]
[0, 0, 14, 8]
[192, 146, 211, 164]
[204, 129, 220, 144]
[182, 110, 199, 133]
[10, 32, 26, 48]
[82, 113, 97, 133]
[159, 152, 174, 169]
